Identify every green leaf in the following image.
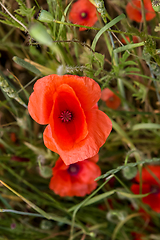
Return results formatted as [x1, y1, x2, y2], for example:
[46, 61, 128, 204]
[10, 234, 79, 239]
[96, 158, 160, 180]
[91, 14, 126, 51]
[82, 190, 116, 206]
[122, 61, 138, 66]
[125, 67, 140, 72]
[120, 51, 130, 63]
[94, 67, 103, 76]
[13, 56, 41, 75]
[94, 52, 105, 67]
[132, 123, 160, 131]
[117, 191, 149, 199]
[114, 42, 144, 54]
[15, 6, 35, 18]
[0, 19, 25, 31]
[132, 81, 147, 102]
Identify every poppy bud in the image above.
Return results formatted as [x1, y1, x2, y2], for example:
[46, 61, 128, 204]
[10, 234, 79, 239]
[122, 166, 137, 180]
[39, 165, 52, 178]
[29, 23, 53, 46]
[106, 210, 128, 223]
[40, 220, 54, 230]
[38, 10, 54, 23]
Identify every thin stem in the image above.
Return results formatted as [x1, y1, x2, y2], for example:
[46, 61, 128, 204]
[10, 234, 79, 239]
[0, 209, 44, 217]
[0, 2, 28, 32]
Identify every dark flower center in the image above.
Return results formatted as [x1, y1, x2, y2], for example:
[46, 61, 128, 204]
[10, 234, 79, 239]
[59, 110, 72, 122]
[109, 96, 114, 102]
[80, 11, 88, 19]
[150, 185, 160, 195]
[67, 163, 80, 176]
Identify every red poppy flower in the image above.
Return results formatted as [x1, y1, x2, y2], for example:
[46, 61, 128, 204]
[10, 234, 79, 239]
[69, 0, 98, 31]
[126, 0, 156, 22]
[28, 74, 112, 165]
[131, 165, 160, 213]
[10, 132, 17, 143]
[132, 232, 145, 240]
[121, 36, 139, 44]
[101, 88, 121, 110]
[49, 154, 101, 197]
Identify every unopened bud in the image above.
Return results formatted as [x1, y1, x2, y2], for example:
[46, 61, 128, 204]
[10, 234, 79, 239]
[122, 166, 137, 180]
[38, 10, 54, 23]
[39, 165, 52, 178]
[29, 23, 53, 46]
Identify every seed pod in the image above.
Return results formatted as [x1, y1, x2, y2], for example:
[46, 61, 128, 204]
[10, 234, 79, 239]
[152, 0, 160, 12]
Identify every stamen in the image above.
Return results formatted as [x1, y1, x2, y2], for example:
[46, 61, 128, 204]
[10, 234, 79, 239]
[80, 12, 88, 18]
[59, 110, 72, 122]
[68, 163, 80, 176]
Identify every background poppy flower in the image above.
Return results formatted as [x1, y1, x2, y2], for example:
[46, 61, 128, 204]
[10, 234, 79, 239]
[131, 232, 145, 240]
[121, 36, 139, 44]
[28, 74, 112, 165]
[126, 0, 156, 22]
[131, 165, 160, 213]
[49, 154, 101, 197]
[69, 0, 98, 31]
[101, 88, 121, 110]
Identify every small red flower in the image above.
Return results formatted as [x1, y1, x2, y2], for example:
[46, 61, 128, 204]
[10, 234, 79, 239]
[126, 0, 156, 22]
[28, 74, 112, 165]
[69, 0, 98, 31]
[10, 132, 17, 143]
[101, 88, 121, 110]
[132, 232, 145, 240]
[131, 165, 160, 213]
[49, 154, 101, 197]
[121, 36, 139, 44]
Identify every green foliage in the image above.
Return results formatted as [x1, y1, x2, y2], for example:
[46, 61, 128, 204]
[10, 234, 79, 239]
[0, 75, 27, 108]
[15, 5, 35, 20]
[132, 81, 147, 103]
[13, 56, 41, 75]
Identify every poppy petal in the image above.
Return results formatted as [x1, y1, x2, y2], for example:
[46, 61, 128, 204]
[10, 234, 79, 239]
[131, 183, 160, 212]
[69, 181, 98, 196]
[49, 157, 101, 197]
[126, 1, 142, 22]
[44, 109, 112, 165]
[126, 0, 155, 22]
[28, 76, 56, 124]
[135, 166, 160, 185]
[75, 160, 101, 183]
[88, 154, 99, 163]
[58, 75, 101, 110]
[28, 74, 101, 123]
[43, 125, 58, 153]
[49, 84, 88, 149]
[49, 172, 72, 197]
